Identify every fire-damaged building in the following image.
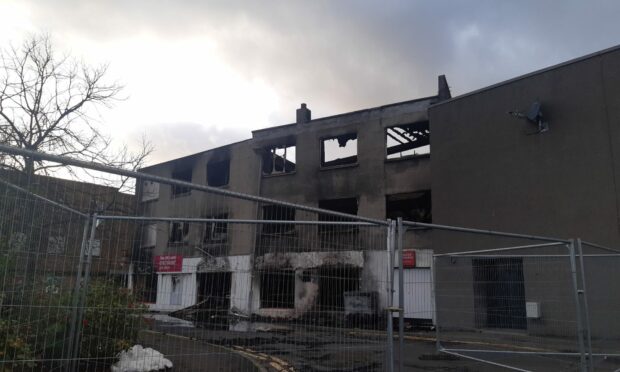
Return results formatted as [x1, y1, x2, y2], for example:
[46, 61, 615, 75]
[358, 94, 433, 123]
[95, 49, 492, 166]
[136, 75, 452, 321]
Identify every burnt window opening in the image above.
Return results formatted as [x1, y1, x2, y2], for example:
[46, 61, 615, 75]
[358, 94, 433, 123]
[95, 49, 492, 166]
[386, 122, 430, 159]
[262, 205, 296, 235]
[204, 214, 228, 243]
[386, 191, 432, 223]
[321, 133, 358, 167]
[318, 197, 358, 234]
[318, 267, 360, 311]
[171, 167, 192, 197]
[260, 270, 295, 308]
[169, 222, 190, 244]
[262, 143, 296, 175]
[207, 158, 230, 187]
[196, 272, 231, 315]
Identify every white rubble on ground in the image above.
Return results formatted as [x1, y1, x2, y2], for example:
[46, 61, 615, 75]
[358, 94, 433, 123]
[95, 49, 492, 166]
[110, 345, 173, 372]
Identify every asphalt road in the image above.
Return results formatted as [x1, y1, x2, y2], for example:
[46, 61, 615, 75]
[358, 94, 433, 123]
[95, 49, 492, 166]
[143, 316, 620, 371]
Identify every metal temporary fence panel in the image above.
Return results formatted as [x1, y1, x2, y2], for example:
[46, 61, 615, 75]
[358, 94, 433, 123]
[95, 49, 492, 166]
[0, 144, 395, 372]
[432, 242, 589, 372]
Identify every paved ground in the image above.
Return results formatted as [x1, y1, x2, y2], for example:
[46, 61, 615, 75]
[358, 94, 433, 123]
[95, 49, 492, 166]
[143, 315, 620, 371]
[139, 330, 262, 372]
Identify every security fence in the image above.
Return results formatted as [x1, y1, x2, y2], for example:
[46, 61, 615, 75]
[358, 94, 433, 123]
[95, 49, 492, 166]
[0, 144, 394, 372]
[3, 144, 620, 372]
[400, 219, 620, 372]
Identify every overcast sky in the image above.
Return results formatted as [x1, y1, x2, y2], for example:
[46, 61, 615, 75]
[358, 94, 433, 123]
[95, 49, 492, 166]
[1, 0, 619, 164]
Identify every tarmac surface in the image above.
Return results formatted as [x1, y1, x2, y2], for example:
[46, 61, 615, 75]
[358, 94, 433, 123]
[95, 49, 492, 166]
[141, 315, 620, 371]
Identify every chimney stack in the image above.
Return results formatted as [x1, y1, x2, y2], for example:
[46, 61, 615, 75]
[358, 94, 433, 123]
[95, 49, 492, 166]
[296, 103, 311, 124]
[437, 75, 451, 101]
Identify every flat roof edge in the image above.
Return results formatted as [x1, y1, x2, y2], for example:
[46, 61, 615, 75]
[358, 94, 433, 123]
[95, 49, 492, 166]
[252, 94, 438, 135]
[430, 44, 620, 109]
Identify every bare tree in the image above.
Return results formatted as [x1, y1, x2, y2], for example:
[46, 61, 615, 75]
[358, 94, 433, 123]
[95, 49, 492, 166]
[0, 34, 151, 176]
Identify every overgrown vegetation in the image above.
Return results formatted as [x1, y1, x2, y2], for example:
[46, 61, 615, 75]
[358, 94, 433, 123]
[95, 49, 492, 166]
[0, 238, 145, 370]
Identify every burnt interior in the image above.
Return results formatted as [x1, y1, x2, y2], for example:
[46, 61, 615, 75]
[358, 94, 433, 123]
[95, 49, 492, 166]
[260, 270, 295, 308]
[262, 143, 296, 175]
[386, 190, 432, 223]
[385, 121, 430, 159]
[318, 267, 360, 311]
[318, 197, 358, 235]
[197, 272, 231, 311]
[204, 214, 228, 243]
[171, 165, 192, 196]
[261, 205, 296, 234]
[207, 158, 230, 187]
[169, 221, 189, 243]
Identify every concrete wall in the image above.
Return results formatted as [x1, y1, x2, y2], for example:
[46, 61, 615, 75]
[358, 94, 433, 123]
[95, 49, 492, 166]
[430, 47, 620, 249]
[429, 47, 620, 339]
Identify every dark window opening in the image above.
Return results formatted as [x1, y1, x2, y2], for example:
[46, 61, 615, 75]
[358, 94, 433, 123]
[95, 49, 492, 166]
[134, 247, 157, 303]
[262, 205, 296, 234]
[386, 191, 432, 223]
[204, 214, 228, 243]
[473, 258, 526, 330]
[207, 158, 230, 187]
[171, 167, 192, 197]
[321, 133, 358, 167]
[262, 143, 296, 175]
[318, 267, 360, 311]
[169, 222, 189, 244]
[196, 272, 231, 320]
[260, 270, 295, 308]
[318, 197, 358, 234]
[386, 122, 430, 159]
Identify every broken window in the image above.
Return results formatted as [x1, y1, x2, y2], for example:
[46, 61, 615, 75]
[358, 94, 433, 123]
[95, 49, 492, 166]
[386, 122, 430, 159]
[321, 133, 358, 167]
[169, 222, 190, 244]
[171, 167, 192, 197]
[318, 197, 358, 234]
[386, 190, 432, 223]
[262, 143, 296, 175]
[262, 205, 296, 235]
[207, 158, 230, 187]
[204, 214, 228, 243]
[260, 270, 295, 308]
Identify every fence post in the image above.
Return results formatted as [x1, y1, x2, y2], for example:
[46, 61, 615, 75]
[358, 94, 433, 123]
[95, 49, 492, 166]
[568, 239, 587, 372]
[396, 218, 404, 372]
[575, 238, 593, 371]
[386, 220, 396, 372]
[431, 255, 440, 352]
[65, 217, 91, 372]
[70, 212, 98, 372]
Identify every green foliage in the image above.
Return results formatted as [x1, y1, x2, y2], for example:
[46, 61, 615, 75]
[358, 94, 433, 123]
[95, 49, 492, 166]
[79, 279, 147, 361]
[0, 271, 145, 369]
[0, 319, 36, 371]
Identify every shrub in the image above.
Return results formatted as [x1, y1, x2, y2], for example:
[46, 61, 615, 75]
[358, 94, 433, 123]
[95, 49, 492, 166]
[79, 279, 147, 363]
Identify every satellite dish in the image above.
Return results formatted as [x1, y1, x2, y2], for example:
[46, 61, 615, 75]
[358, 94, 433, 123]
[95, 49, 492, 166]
[507, 101, 549, 134]
[526, 101, 542, 122]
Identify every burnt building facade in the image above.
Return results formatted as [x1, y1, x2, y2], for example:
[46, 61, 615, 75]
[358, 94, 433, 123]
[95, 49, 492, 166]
[137, 76, 451, 319]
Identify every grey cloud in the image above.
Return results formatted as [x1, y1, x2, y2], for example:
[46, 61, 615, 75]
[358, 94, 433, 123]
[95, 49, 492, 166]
[29, 1, 620, 119]
[130, 122, 248, 165]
